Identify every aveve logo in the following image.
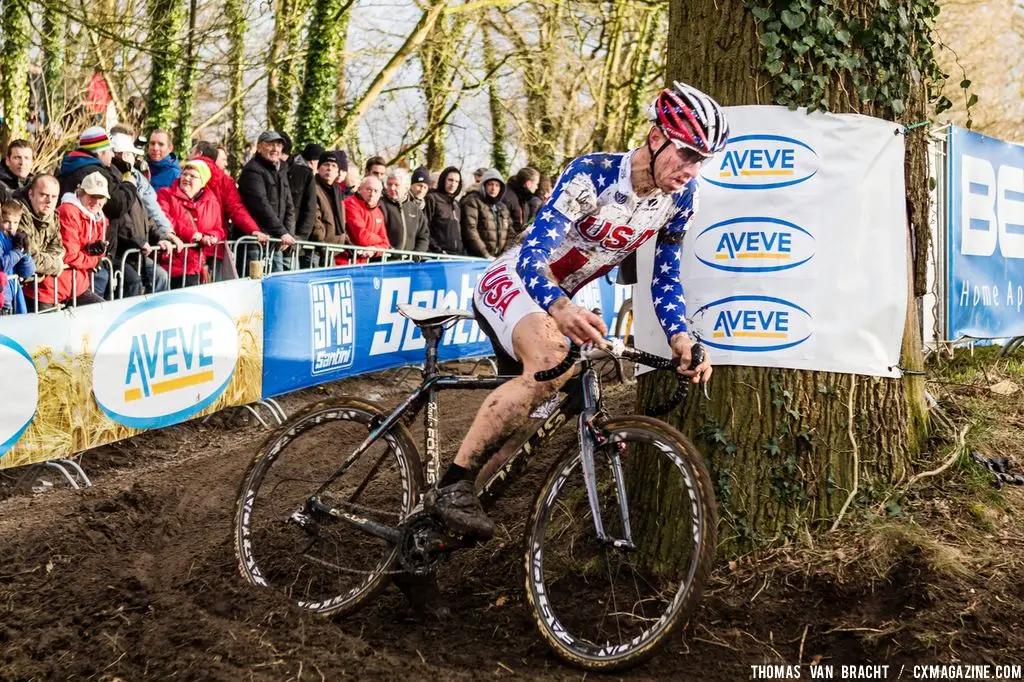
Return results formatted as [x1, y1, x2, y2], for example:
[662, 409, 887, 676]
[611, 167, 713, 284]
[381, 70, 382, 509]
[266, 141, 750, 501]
[705, 134, 819, 190]
[0, 334, 38, 457]
[698, 295, 812, 352]
[576, 216, 657, 251]
[959, 154, 1024, 259]
[92, 294, 238, 428]
[694, 217, 815, 273]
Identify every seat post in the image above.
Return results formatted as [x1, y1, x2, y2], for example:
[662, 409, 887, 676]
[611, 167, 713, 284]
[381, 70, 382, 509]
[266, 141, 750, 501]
[421, 325, 443, 378]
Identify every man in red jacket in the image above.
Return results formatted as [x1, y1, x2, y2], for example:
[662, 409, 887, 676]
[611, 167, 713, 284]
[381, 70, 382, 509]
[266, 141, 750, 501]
[342, 176, 390, 263]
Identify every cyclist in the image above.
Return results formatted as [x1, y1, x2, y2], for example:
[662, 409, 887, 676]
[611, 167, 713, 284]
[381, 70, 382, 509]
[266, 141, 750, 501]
[426, 81, 728, 539]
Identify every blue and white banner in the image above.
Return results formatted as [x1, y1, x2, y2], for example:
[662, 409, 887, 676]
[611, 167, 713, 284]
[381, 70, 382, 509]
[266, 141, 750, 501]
[261, 260, 632, 399]
[947, 126, 1024, 339]
[634, 106, 908, 377]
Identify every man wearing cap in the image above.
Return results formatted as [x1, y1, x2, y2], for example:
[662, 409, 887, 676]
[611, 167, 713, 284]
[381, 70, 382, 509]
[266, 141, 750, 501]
[110, 132, 177, 294]
[278, 132, 317, 258]
[146, 129, 181, 190]
[31, 171, 110, 308]
[238, 131, 296, 272]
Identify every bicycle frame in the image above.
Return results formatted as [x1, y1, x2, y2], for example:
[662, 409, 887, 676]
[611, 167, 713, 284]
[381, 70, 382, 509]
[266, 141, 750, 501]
[312, 322, 634, 550]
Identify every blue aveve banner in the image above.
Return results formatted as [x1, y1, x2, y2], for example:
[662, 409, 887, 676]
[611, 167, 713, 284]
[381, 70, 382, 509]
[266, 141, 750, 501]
[261, 260, 632, 399]
[948, 126, 1024, 339]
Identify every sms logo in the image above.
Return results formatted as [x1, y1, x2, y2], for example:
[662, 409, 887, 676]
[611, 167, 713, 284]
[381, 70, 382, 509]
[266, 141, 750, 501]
[0, 334, 38, 458]
[92, 294, 238, 429]
[697, 295, 812, 352]
[310, 276, 356, 375]
[705, 135, 819, 190]
[693, 217, 815, 273]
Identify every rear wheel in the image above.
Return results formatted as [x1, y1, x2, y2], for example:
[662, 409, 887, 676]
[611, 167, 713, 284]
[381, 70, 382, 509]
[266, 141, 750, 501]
[235, 398, 422, 616]
[523, 416, 717, 671]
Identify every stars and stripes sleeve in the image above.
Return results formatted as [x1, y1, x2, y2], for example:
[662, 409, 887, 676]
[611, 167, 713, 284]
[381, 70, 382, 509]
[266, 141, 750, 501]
[651, 181, 699, 338]
[516, 154, 604, 311]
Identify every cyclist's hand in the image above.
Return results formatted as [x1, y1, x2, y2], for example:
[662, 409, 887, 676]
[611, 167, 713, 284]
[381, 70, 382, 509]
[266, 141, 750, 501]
[670, 333, 712, 384]
[551, 298, 607, 346]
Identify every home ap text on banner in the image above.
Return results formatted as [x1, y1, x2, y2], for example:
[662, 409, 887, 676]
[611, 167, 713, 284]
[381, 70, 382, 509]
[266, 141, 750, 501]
[634, 106, 908, 378]
[946, 126, 1024, 340]
[0, 280, 264, 469]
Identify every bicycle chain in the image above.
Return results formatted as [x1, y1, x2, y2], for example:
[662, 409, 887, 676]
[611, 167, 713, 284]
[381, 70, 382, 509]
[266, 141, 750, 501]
[970, 451, 1024, 488]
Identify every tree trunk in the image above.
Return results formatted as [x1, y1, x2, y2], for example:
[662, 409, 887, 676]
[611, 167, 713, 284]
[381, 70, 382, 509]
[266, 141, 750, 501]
[225, 0, 247, 174]
[421, 10, 467, 171]
[146, 0, 186, 132]
[42, 0, 65, 118]
[482, 20, 508, 175]
[175, 0, 199, 147]
[620, 7, 660, 148]
[267, 0, 309, 133]
[0, 0, 31, 145]
[635, 0, 929, 555]
[332, 7, 351, 141]
[295, 0, 348, 148]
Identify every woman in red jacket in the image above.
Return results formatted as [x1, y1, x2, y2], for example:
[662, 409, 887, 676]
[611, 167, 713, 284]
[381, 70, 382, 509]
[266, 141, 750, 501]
[157, 159, 226, 287]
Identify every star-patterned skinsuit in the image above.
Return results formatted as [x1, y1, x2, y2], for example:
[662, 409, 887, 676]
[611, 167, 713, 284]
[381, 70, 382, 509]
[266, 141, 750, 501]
[514, 150, 697, 338]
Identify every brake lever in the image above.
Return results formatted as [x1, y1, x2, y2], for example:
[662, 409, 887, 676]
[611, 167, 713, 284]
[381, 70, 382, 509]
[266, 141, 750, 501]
[688, 341, 711, 402]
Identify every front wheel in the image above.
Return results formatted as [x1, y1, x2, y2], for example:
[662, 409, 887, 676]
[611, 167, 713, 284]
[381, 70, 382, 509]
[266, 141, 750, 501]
[523, 415, 717, 671]
[234, 397, 422, 617]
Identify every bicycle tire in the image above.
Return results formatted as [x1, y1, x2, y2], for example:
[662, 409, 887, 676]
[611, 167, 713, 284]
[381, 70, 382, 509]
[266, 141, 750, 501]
[614, 297, 634, 344]
[235, 397, 423, 617]
[523, 415, 717, 671]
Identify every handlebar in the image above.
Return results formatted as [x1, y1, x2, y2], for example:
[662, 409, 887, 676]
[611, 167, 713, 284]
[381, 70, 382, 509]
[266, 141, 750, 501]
[534, 340, 707, 416]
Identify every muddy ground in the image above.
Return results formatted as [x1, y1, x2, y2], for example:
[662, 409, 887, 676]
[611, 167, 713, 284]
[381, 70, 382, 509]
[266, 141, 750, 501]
[1, 358, 1023, 681]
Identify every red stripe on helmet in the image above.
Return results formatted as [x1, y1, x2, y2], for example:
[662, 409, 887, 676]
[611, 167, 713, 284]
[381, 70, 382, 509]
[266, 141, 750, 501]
[657, 90, 709, 151]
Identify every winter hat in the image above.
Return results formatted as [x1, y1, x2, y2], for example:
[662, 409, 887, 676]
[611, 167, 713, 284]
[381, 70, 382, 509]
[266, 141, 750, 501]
[318, 151, 341, 167]
[79, 171, 110, 198]
[278, 131, 293, 155]
[335, 150, 349, 169]
[110, 133, 145, 155]
[411, 166, 430, 186]
[79, 126, 112, 153]
[302, 143, 325, 163]
[183, 159, 212, 187]
[481, 168, 504, 187]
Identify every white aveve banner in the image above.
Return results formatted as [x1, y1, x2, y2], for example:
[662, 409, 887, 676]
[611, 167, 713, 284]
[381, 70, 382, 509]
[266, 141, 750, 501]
[635, 106, 908, 378]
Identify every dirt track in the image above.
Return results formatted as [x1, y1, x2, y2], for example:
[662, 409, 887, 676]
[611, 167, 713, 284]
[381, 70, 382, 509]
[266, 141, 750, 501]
[2, 368, 1022, 681]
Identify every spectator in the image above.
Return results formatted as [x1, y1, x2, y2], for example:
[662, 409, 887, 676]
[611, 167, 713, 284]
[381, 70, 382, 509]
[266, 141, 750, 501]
[343, 176, 389, 262]
[461, 169, 512, 258]
[464, 167, 486, 195]
[0, 201, 35, 314]
[536, 174, 553, 202]
[296, 143, 324, 172]
[382, 168, 429, 253]
[189, 140, 267, 251]
[343, 160, 362, 198]
[215, 145, 229, 171]
[35, 172, 110, 309]
[15, 175, 64, 309]
[365, 156, 387, 183]
[146, 129, 181, 190]
[429, 171, 440, 190]
[110, 133, 177, 294]
[409, 166, 430, 209]
[311, 151, 348, 266]
[279, 132, 317, 260]
[238, 131, 296, 273]
[425, 166, 463, 255]
[157, 159, 226, 287]
[333, 150, 351, 195]
[503, 166, 540, 234]
[0, 140, 33, 202]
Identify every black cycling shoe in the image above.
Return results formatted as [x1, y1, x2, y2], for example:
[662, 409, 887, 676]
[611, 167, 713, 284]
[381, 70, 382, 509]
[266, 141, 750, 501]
[424, 480, 495, 541]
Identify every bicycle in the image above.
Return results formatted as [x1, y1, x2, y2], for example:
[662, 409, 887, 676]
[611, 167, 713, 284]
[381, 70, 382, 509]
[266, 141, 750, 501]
[234, 304, 717, 671]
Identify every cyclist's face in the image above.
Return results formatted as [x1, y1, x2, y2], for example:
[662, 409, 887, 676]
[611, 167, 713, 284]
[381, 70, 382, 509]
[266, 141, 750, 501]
[651, 128, 705, 192]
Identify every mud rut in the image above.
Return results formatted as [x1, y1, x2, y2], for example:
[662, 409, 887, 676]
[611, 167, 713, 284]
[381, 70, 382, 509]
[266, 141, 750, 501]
[2, 369, 1021, 681]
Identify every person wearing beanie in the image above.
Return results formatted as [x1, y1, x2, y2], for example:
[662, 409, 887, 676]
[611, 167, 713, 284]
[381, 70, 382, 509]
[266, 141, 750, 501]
[157, 158, 228, 287]
[409, 166, 430, 207]
[146, 129, 181, 190]
[310, 151, 348, 266]
[424, 166, 464, 255]
[297, 143, 325, 172]
[461, 168, 512, 258]
[187, 140, 266, 245]
[56, 125, 139, 293]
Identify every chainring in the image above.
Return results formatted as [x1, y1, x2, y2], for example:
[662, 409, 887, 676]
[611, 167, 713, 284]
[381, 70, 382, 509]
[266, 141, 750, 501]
[397, 512, 457, 576]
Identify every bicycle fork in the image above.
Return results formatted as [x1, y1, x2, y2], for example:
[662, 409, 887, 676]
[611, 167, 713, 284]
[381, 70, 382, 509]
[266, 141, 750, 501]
[577, 366, 636, 551]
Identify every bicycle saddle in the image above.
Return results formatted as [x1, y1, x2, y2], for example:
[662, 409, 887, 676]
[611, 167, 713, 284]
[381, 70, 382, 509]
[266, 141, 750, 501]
[397, 304, 476, 328]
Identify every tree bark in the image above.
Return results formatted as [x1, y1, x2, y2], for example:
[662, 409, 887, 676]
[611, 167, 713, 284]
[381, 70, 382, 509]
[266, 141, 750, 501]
[225, 0, 247, 174]
[42, 1, 66, 118]
[0, 0, 31, 145]
[482, 19, 508, 175]
[296, 0, 348, 148]
[175, 0, 199, 147]
[636, 0, 929, 555]
[332, 6, 351, 141]
[145, 0, 186, 132]
[267, 0, 309, 133]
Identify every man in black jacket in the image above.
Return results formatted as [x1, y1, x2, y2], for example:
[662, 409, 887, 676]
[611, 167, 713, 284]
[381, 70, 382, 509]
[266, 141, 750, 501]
[382, 168, 429, 253]
[425, 166, 463, 255]
[0, 140, 33, 202]
[238, 131, 296, 272]
[279, 132, 317, 264]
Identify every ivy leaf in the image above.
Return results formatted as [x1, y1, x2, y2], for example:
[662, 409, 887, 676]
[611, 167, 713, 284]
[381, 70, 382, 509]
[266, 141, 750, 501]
[959, 78, 971, 89]
[934, 95, 953, 114]
[760, 31, 781, 49]
[967, 93, 979, 107]
[802, 35, 816, 47]
[779, 9, 806, 29]
[891, 99, 905, 115]
[751, 6, 772, 21]
[816, 15, 835, 33]
[765, 59, 784, 76]
[835, 28, 852, 44]
[792, 41, 810, 56]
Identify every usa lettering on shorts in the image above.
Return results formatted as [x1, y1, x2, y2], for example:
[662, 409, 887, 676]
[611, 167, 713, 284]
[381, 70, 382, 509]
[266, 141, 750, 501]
[478, 264, 521, 320]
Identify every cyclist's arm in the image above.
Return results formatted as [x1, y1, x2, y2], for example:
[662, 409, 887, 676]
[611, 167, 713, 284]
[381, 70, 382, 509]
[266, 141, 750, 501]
[516, 156, 601, 310]
[651, 183, 699, 340]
